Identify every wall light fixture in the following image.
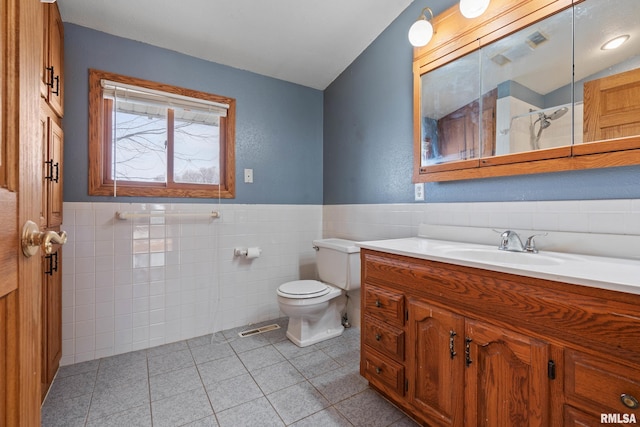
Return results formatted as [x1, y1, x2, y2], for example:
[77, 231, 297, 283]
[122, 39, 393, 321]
[408, 7, 434, 47]
[459, 0, 490, 19]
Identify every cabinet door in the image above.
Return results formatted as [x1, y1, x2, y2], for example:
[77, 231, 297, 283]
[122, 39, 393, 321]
[40, 3, 50, 99]
[39, 107, 49, 229]
[407, 299, 465, 427]
[41, 246, 62, 400]
[47, 119, 63, 227]
[40, 3, 63, 116]
[464, 319, 550, 427]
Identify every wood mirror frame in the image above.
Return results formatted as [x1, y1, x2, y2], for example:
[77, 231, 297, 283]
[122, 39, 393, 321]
[413, 0, 640, 183]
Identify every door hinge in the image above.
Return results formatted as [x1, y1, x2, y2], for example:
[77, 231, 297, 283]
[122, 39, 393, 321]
[548, 360, 556, 380]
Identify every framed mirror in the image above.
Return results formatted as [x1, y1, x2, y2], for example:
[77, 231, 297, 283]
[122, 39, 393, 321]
[413, 0, 640, 182]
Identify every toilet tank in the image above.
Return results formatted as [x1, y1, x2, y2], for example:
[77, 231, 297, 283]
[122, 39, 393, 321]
[313, 238, 361, 291]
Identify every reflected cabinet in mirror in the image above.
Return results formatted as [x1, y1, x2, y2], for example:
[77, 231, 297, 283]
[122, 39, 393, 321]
[413, 0, 640, 182]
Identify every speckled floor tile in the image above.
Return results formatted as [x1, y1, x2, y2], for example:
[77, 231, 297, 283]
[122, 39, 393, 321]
[150, 366, 204, 401]
[85, 404, 152, 427]
[205, 373, 263, 412]
[151, 387, 213, 427]
[251, 360, 305, 395]
[290, 406, 353, 427]
[267, 381, 330, 425]
[42, 321, 420, 427]
[237, 344, 286, 371]
[148, 348, 194, 376]
[288, 348, 341, 379]
[215, 397, 284, 427]
[197, 354, 247, 385]
[88, 379, 150, 421]
[334, 389, 405, 427]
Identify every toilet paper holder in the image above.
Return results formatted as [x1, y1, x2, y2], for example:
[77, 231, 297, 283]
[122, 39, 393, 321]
[234, 247, 262, 259]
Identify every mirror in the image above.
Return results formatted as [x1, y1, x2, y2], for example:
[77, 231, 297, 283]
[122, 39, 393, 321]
[574, 0, 640, 145]
[416, 0, 640, 178]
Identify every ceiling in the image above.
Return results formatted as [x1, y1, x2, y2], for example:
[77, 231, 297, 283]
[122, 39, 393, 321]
[57, 0, 415, 90]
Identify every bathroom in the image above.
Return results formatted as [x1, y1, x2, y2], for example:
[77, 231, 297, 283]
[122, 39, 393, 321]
[27, 0, 640, 425]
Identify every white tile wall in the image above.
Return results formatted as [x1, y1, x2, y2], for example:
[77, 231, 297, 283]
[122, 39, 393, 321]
[61, 202, 322, 365]
[62, 199, 640, 364]
[323, 199, 640, 328]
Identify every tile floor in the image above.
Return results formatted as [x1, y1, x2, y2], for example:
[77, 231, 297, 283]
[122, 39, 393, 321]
[41, 318, 420, 426]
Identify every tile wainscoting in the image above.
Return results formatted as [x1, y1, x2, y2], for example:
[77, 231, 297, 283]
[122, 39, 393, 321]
[61, 199, 640, 365]
[323, 199, 640, 327]
[61, 202, 322, 365]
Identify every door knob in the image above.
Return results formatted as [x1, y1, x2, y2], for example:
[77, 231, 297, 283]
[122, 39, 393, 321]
[21, 220, 67, 257]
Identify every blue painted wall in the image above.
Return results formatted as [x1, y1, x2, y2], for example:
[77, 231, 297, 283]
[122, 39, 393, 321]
[63, 24, 323, 204]
[323, 1, 640, 204]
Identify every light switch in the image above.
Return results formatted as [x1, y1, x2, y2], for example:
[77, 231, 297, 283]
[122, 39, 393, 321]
[244, 168, 253, 183]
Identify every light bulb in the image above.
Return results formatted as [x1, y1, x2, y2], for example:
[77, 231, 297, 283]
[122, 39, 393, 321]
[408, 19, 434, 47]
[459, 0, 490, 19]
[601, 35, 630, 50]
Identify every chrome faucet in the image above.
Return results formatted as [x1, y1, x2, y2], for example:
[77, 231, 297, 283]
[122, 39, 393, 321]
[498, 230, 547, 253]
[498, 230, 525, 252]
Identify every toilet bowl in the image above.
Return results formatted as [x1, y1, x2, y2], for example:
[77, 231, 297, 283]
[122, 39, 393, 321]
[277, 280, 344, 347]
[277, 239, 360, 347]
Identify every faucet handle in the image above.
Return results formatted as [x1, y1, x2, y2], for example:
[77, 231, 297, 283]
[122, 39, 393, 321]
[524, 233, 548, 253]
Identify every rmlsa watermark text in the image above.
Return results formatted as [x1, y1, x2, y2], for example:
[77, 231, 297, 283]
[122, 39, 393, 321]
[601, 413, 637, 424]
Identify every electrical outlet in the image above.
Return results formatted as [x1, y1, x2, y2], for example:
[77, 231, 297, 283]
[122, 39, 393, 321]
[244, 168, 253, 183]
[414, 183, 425, 201]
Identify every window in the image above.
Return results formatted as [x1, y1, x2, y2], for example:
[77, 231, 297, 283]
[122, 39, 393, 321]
[89, 69, 235, 198]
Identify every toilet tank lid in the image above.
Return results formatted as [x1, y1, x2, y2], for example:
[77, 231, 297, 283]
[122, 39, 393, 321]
[313, 238, 360, 253]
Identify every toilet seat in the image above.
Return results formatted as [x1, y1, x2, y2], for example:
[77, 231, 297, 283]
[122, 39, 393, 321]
[277, 280, 330, 299]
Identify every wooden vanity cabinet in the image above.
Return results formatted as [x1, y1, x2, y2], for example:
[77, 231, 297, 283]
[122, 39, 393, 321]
[360, 249, 640, 426]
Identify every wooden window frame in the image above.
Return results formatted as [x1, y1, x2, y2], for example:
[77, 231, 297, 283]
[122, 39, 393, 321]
[89, 69, 236, 198]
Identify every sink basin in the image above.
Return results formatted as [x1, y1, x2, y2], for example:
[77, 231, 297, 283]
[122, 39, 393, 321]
[439, 247, 565, 266]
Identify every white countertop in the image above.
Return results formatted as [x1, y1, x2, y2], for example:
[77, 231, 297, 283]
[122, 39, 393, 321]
[357, 237, 640, 296]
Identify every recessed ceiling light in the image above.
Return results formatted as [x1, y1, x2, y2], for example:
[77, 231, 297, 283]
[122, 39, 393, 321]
[601, 35, 630, 50]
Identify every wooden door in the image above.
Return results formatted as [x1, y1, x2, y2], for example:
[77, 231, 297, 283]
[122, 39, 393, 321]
[407, 299, 465, 427]
[583, 67, 640, 142]
[464, 319, 550, 427]
[1, 0, 46, 425]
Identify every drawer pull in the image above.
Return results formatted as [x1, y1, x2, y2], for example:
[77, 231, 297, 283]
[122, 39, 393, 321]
[621, 393, 639, 409]
[375, 299, 382, 308]
[465, 337, 473, 367]
[375, 333, 382, 341]
[449, 330, 457, 359]
[375, 367, 382, 374]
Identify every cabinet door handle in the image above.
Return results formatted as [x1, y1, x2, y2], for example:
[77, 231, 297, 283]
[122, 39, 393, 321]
[465, 337, 473, 367]
[375, 299, 381, 308]
[52, 75, 60, 96]
[44, 252, 59, 276]
[449, 330, 457, 359]
[375, 367, 382, 374]
[375, 333, 382, 341]
[45, 160, 59, 183]
[46, 66, 55, 88]
[621, 393, 639, 409]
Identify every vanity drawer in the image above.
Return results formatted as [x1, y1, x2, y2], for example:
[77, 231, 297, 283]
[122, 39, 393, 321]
[363, 284, 405, 327]
[363, 315, 405, 362]
[361, 347, 405, 397]
[565, 350, 640, 414]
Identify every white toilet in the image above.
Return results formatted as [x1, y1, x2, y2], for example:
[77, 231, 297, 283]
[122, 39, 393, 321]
[277, 238, 360, 347]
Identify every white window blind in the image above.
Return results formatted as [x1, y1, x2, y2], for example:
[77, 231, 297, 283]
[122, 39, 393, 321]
[101, 79, 229, 117]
